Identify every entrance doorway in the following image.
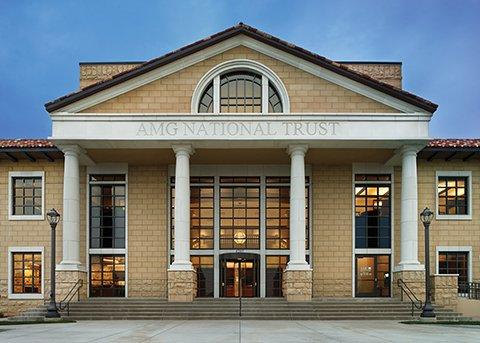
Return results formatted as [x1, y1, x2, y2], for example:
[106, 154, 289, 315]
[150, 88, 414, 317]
[220, 253, 259, 297]
[355, 255, 390, 297]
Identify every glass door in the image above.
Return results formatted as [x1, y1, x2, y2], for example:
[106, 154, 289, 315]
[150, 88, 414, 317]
[220, 254, 259, 297]
[355, 255, 390, 297]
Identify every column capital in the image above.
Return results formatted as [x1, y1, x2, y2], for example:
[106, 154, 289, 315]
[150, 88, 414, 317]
[172, 144, 195, 156]
[287, 144, 308, 156]
[399, 145, 422, 156]
[58, 144, 84, 157]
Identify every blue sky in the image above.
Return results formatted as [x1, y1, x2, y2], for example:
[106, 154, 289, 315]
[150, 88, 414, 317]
[0, 0, 479, 138]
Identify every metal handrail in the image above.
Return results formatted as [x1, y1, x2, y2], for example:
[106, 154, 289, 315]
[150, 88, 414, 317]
[459, 282, 480, 299]
[397, 278, 423, 317]
[57, 279, 84, 316]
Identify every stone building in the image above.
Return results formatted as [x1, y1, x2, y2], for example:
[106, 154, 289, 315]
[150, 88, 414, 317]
[0, 24, 478, 316]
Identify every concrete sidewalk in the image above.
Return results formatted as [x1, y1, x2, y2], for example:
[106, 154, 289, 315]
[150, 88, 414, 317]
[0, 320, 479, 342]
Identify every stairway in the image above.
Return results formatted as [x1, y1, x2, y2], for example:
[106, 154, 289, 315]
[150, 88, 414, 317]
[60, 298, 469, 321]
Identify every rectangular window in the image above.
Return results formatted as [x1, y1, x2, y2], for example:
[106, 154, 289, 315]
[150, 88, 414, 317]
[12, 252, 42, 294]
[220, 185, 260, 249]
[266, 186, 290, 249]
[9, 172, 44, 219]
[438, 251, 469, 293]
[437, 176, 469, 216]
[171, 177, 215, 250]
[191, 255, 214, 297]
[89, 174, 126, 249]
[90, 255, 125, 297]
[355, 176, 391, 249]
[266, 255, 288, 297]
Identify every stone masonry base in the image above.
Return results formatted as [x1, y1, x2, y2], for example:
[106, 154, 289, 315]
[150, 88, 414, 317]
[283, 269, 313, 302]
[392, 270, 425, 302]
[56, 270, 88, 302]
[168, 270, 197, 302]
[431, 274, 458, 309]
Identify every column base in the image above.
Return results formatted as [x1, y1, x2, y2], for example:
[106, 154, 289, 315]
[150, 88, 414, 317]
[168, 270, 197, 302]
[392, 270, 425, 301]
[282, 269, 312, 302]
[55, 270, 87, 301]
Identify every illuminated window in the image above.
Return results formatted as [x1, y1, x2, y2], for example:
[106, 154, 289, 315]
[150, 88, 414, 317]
[11, 252, 42, 294]
[437, 176, 469, 215]
[191, 255, 214, 297]
[266, 255, 288, 297]
[90, 255, 125, 297]
[171, 177, 215, 250]
[220, 180, 260, 249]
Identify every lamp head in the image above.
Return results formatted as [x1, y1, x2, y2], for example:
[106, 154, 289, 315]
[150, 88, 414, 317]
[47, 208, 61, 226]
[420, 207, 434, 225]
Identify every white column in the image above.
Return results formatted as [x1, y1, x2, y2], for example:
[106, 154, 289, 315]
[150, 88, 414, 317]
[59, 145, 82, 270]
[398, 145, 423, 270]
[170, 144, 194, 271]
[286, 145, 310, 271]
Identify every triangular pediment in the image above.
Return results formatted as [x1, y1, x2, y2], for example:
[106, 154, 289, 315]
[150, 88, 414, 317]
[46, 24, 437, 114]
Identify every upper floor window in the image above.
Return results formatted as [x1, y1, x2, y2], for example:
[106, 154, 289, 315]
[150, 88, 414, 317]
[8, 171, 44, 220]
[436, 171, 472, 220]
[89, 174, 126, 249]
[354, 174, 391, 249]
[194, 60, 289, 114]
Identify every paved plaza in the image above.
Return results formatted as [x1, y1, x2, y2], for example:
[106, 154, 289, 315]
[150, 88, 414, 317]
[0, 320, 479, 342]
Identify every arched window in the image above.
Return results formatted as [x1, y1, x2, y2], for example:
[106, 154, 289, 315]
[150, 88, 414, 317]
[193, 60, 289, 114]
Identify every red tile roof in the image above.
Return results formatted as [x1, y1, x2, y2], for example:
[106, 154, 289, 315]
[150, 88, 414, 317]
[427, 139, 480, 149]
[0, 139, 55, 149]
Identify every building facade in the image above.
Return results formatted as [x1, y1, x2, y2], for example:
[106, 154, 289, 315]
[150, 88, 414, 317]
[1, 24, 479, 315]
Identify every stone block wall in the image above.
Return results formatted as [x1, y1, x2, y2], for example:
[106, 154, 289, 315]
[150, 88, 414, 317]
[431, 274, 458, 309]
[127, 165, 169, 297]
[311, 165, 352, 297]
[283, 269, 313, 301]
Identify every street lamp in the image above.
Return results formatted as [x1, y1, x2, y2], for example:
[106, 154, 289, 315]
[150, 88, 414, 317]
[46, 208, 61, 318]
[420, 207, 436, 319]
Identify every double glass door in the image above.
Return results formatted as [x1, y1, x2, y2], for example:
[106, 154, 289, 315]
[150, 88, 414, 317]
[355, 255, 390, 297]
[220, 254, 259, 297]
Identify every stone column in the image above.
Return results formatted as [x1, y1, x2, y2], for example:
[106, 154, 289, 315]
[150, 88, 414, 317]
[283, 145, 312, 301]
[393, 145, 425, 300]
[59, 145, 82, 270]
[57, 145, 87, 301]
[168, 144, 196, 302]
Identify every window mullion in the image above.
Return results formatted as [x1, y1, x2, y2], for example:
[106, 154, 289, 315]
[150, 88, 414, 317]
[261, 75, 268, 114]
[213, 75, 220, 114]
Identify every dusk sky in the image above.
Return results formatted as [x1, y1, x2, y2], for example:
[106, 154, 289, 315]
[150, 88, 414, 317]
[0, 1, 479, 138]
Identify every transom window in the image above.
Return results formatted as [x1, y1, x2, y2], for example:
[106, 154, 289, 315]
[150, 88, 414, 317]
[355, 175, 391, 249]
[11, 252, 42, 294]
[197, 70, 283, 113]
[437, 176, 469, 215]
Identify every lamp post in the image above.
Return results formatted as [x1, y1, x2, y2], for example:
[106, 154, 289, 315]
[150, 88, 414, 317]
[46, 208, 61, 318]
[420, 207, 436, 319]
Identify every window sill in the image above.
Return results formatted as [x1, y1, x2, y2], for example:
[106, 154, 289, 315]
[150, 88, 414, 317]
[8, 293, 44, 300]
[8, 215, 44, 221]
[436, 215, 472, 221]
